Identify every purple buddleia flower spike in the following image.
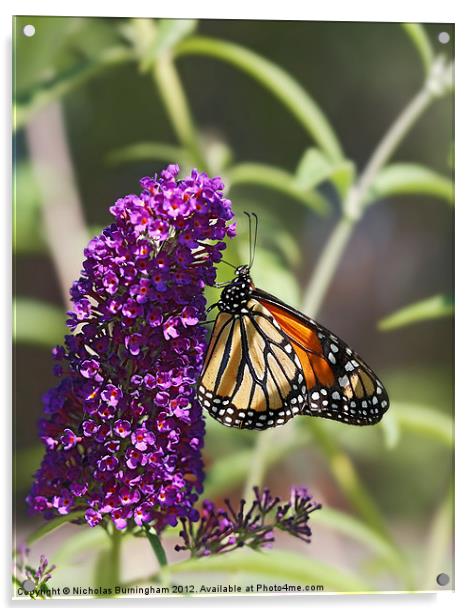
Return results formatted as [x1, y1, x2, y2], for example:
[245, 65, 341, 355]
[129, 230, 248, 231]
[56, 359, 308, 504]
[175, 486, 321, 557]
[27, 165, 235, 533]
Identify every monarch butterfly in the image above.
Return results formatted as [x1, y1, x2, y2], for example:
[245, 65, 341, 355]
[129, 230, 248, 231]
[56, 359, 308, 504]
[198, 214, 389, 430]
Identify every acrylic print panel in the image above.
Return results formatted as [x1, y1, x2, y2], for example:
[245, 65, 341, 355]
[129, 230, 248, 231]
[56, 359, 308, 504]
[12, 15, 454, 599]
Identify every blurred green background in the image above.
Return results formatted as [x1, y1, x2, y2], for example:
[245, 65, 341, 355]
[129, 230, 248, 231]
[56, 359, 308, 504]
[13, 16, 454, 594]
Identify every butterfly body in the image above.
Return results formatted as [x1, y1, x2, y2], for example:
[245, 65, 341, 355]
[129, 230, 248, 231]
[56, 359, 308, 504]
[198, 265, 390, 430]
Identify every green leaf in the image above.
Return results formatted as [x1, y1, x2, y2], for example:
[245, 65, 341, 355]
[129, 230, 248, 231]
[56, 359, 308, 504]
[106, 142, 189, 166]
[401, 24, 434, 75]
[175, 36, 344, 162]
[140, 19, 197, 71]
[307, 419, 393, 543]
[144, 526, 168, 567]
[367, 163, 454, 205]
[295, 148, 355, 199]
[27, 511, 86, 545]
[391, 401, 453, 448]
[379, 411, 401, 450]
[169, 549, 370, 592]
[313, 507, 407, 580]
[226, 163, 329, 215]
[13, 298, 66, 347]
[378, 294, 454, 331]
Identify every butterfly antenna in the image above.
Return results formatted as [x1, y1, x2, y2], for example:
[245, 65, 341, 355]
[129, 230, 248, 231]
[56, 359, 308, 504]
[250, 212, 258, 269]
[243, 211, 253, 268]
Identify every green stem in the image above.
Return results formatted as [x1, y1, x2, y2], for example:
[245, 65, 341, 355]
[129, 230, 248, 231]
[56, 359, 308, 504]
[302, 216, 353, 316]
[110, 530, 122, 591]
[152, 54, 207, 170]
[304, 77, 440, 319]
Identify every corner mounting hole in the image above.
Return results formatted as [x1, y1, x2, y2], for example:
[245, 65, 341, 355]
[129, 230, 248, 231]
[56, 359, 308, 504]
[438, 32, 450, 44]
[23, 24, 36, 37]
[436, 573, 450, 586]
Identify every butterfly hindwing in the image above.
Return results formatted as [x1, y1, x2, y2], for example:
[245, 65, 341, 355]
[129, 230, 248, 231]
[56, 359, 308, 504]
[255, 289, 390, 426]
[198, 299, 307, 430]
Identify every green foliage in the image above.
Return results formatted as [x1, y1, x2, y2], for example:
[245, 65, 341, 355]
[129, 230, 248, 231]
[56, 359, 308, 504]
[13, 298, 66, 347]
[378, 294, 454, 331]
[295, 148, 355, 200]
[313, 507, 409, 584]
[144, 526, 168, 567]
[226, 162, 329, 215]
[168, 549, 370, 592]
[391, 402, 453, 448]
[175, 36, 344, 162]
[401, 23, 434, 75]
[139, 19, 198, 71]
[367, 163, 454, 206]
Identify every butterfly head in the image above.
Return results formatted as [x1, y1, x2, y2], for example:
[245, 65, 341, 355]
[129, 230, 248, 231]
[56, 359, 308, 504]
[218, 265, 254, 314]
[235, 264, 250, 277]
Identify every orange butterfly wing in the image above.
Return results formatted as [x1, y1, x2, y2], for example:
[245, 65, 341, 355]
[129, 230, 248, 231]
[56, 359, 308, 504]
[258, 299, 335, 390]
[255, 289, 389, 426]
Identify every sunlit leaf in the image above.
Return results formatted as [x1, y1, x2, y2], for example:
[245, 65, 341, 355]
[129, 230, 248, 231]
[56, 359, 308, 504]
[175, 36, 344, 162]
[295, 148, 355, 199]
[401, 24, 434, 75]
[168, 549, 371, 591]
[367, 163, 454, 206]
[13, 298, 66, 347]
[226, 163, 330, 215]
[378, 294, 454, 331]
[391, 402, 453, 448]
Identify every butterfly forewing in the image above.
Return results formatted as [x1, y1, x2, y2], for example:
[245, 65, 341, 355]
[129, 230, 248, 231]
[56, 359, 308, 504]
[255, 289, 390, 426]
[198, 299, 307, 429]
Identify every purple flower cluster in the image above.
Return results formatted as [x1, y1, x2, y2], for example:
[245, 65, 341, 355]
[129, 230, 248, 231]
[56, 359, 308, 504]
[27, 165, 235, 532]
[175, 487, 321, 557]
[14, 546, 56, 593]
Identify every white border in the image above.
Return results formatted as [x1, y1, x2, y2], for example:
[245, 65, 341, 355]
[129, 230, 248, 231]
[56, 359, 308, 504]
[2, 1, 472, 614]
